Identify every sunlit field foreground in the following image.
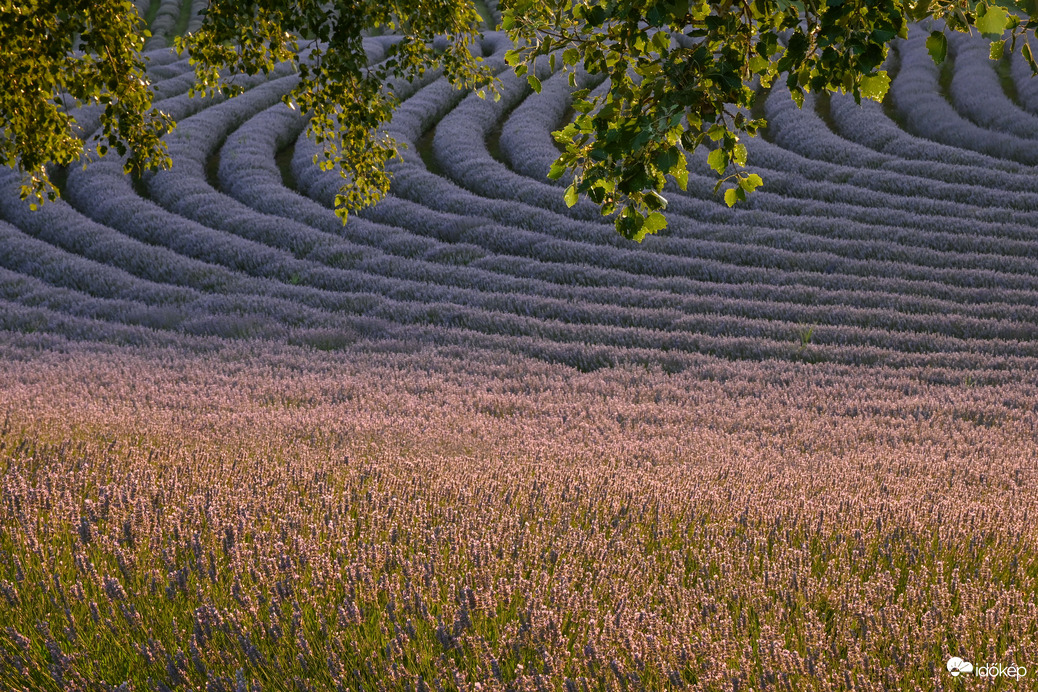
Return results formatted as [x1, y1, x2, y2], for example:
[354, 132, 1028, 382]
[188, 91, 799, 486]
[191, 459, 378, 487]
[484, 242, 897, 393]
[5, 3, 1038, 688]
[1, 338, 1036, 691]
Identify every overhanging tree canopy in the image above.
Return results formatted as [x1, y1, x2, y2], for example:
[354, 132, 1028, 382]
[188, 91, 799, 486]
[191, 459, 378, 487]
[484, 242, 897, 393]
[1, 0, 1035, 239]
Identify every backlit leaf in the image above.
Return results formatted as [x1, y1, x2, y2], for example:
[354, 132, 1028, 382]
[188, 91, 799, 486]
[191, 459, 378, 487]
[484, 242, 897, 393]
[976, 4, 1008, 38]
[859, 72, 891, 102]
[926, 31, 947, 64]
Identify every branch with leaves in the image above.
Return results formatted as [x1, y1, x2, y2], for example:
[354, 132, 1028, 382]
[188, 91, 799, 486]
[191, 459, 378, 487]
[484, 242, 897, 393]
[0, 0, 171, 209]
[2, 0, 1037, 238]
[502, 0, 1033, 240]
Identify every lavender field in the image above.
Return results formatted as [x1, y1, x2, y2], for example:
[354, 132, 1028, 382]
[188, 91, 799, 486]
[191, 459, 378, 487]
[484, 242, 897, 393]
[1, 7, 1037, 691]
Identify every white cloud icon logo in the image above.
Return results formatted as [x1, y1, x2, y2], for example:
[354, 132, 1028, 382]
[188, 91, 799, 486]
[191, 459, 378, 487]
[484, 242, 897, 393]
[947, 657, 974, 676]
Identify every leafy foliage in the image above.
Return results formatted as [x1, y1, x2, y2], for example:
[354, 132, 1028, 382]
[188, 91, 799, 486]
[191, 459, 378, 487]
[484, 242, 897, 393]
[2, 0, 1038, 235]
[503, 0, 1038, 238]
[0, 0, 172, 208]
[178, 0, 495, 223]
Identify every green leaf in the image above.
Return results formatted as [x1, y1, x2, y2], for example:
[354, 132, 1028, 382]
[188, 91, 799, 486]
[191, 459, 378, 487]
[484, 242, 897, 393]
[724, 187, 745, 207]
[586, 6, 607, 26]
[859, 72, 891, 102]
[976, 4, 1008, 38]
[740, 173, 763, 192]
[572, 99, 594, 113]
[707, 148, 727, 174]
[642, 212, 667, 234]
[547, 162, 566, 180]
[644, 190, 668, 210]
[671, 165, 689, 191]
[748, 55, 769, 74]
[732, 143, 747, 167]
[1023, 42, 1038, 73]
[563, 48, 579, 66]
[527, 75, 542, 93]
[615, 207, 645, 240]
[564, 184, 578, 207]
[990, 39, 1005, 61]
[926, 31, 947, 64]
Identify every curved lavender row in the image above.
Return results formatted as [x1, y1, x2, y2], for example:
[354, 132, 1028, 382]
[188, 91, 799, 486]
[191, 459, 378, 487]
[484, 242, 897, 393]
[12, 167, 1038, 367]
[58, 66, 866, 354]
[379, 66, 1038, 291]
[828, 90, 1031, 176]
[496, 70, 1038, 265]
[0, 215, 377, 340]
[413, 318, 1038, 373]
[149, 65, 199, 102]
[759, 85, 1038, 214]
[30, 121, 455, 337]
[143, 0, 184, 51]
[219, 33, 396, 208]
[0, 263, 206, 336]
[58, 68, 1038, 361]
[10, 286, 1036, 374]
[738, 117, 1038, 221]
[185, 0, 206, 34]
[0, 242, 182, 323]
[143, 56, 192, 82]
[699, 95, 1038, 246]
[0, 169, 252, 293]
[1009, 48, 1038, 113]
[0, 283, 390, 348]
[141, 46, 182, 67]
[431, 60, 609, 219]
[415, 61, 1038, 295]
[359, 35, 400, 64]
[0, 218, 196, 306]
[56, 53, 194, 148]
[483, 0, 503, 28]
[158, 68, 1038, 354]
[380, 137, 1038, 298]
[368, 166, 1038, 312]
[0, 174, 400, 353]
[764, 89, 892, 169]
[356, 195, 1038, 323]
[289, 72, 454, 204]
[218, 101, 490, 271]
[778, 88, 1038, 196]
[217, 99, 1038, 342]
[0, 175, 438, 348]
[274, 38, 1038, 309]
[214, 105, 1038, 344]
[890, 27, 1038, 164]
[946, 30, 1038, 139]
[8, 37, 1038, 369]
[219, 103, 528, 279]
[37, 161, 1038, 364]
[6, 160, 527, 350]
[291, 32, 509, 204]
[662, 192, 1038, 279]
[664, 177, 1038, 281]
[0, 296, 189, 346]
[423, 53, 1028, 275]
[499, 68, 603, 180]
